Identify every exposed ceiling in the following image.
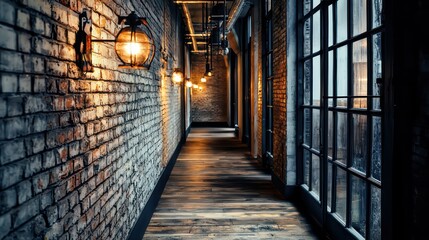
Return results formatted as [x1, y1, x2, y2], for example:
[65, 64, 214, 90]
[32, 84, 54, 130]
[174, 0, 234, 53]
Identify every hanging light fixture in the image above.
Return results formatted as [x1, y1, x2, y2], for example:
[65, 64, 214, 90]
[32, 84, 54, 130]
[201, 76, 207, 83]
[193, 84, 199, 89]
[186, 80, 193, 88]
[76, 10, 155, 71]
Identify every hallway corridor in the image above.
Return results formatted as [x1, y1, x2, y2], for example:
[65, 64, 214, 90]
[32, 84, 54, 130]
[144, 128, 320, 239]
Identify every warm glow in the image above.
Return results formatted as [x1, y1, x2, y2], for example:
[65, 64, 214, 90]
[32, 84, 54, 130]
[193, 84, 199, 89]
[198, 86, 203, 91]
[207, 71, 212, 77]
[125, 42, 141, 55]
[172, 69, 183, 83]
[201, 77, 206, 83]
[186, 81, 193, 88]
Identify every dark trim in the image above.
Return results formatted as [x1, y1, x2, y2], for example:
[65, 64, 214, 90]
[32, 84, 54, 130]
[127, 139, 184, 240]
[191, 122, 229, 127]
[271, 173, 298, 199]
[186, 125, 191, 137]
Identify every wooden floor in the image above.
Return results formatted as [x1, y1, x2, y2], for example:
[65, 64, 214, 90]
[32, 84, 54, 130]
[144, 128, 320, 240]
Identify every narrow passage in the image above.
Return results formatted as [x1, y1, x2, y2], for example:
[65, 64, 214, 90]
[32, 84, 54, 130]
[144, 128, 319, 239]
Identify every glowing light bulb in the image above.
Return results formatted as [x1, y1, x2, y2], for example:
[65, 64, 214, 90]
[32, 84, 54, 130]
[193, 84, 199, 89]
[186, 81, 193, 88]
[126, 42, 141, 55]
[201, 77, 206, 83]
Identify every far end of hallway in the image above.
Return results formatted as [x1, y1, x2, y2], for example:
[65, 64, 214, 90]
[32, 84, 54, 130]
[144, 128, 321, 239]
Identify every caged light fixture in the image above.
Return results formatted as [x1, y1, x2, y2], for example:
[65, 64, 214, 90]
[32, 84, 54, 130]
[172, 68, 184, 83]
[75, 9, 155, 71]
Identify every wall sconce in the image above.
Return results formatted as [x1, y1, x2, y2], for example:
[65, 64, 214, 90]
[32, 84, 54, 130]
[193, 84, 199, 89]
[200, 76, 207, 83]
[186, 80, 193, 88]
[76, 10, 155, 71]
[172, 68, 183, 83]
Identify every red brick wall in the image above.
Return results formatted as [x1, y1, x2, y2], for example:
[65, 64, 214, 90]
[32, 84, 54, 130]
[0, 0, 184, 239]
[272, 0, 287, 182]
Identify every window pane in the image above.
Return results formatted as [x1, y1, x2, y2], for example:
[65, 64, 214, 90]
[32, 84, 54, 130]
[352, 114, 367, 173]
[312, 109, 320, 150]
[304, 150, 311, 186]
[304, 108, 311, 146]
[312, 154, 320, 200]
[304, 60, 311, 105]
[304, 19, 311, 57]
[313, 56, 321, 106]
[351, 175, 367, 237]
[328, 50, 334, 106]
[336, 167, 347, 223]
[372, 0, 383, 29]
[337, 46, 348, 106]
[372, 116, 382, 181]
[313, 0, 321, 8]
[328, 111, 334, 158]
[353, 39, 368, 108]
[373, 33, 382, 110]
[304, 0, 311, 15]
[353, 0, 367, 36]
[337, 0, 348, 43]
[327, 162, 333, 212]
[313, 11, 321, 53]
[268, 53, 273, 77]
[328, 4, 334, 46]
[371, 185, 382, 240]
[337, 112, 348, 164]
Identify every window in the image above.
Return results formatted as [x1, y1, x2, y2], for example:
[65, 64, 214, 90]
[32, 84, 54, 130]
[298, 0, 383, 239]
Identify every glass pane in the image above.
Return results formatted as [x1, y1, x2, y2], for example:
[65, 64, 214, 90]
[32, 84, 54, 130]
[371, 185, 382, 240]
[353, 39, 368, 108]
[328, 50, 334, 106]
[267, 0, 272, 13]
[313, 0, 321, 8]
[312, 109, 320, 150]
[328, 111, 334, 158]
[372, 116, 382, 181]
[268, 53, 273, 77]
[327, 162, 333, 212]
[353, 0, 367, 36]
[312, 154, 320, 200]
[337, 46, 348, 106]
[313, 56, 321, 106]
[304, 19, 311, 57]
[304, 0, 311, 15]
[352, 114, 367, 173]
[337, 0, 348, 43]
[304, 60, 311, 105]
[313, 11, 321, 53]
[372, 0, 383, 29]
[328, 5, 334, 46]
[373, 33, 382, 110]
[304, 150, 311, 186]
[304, 108, 311, 145]
[351, 175, 367, 237]
[336, 167, 347, 223]
[337, 112, 348, 164]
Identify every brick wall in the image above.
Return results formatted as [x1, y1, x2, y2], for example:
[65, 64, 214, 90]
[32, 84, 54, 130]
[272, 0, 287, 182]
[190, 53, 227, 123]
[0, 0, 184, 239]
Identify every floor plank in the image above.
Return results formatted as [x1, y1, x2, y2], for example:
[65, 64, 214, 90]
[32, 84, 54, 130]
[144, 128, 319, 239]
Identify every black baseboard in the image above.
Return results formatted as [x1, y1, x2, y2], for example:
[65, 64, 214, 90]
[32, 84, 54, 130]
[191, 122, 229, 127]
[271, 173, 298, 199]
[127, 139, 184, 240]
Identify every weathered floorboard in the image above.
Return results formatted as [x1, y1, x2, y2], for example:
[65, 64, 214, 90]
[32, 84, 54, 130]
[144, 128, 319, 239]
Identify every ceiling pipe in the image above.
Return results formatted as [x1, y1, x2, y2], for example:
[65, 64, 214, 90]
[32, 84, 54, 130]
[182, 4, 198, 51]
[226, 0, 252, 32]
[174, 0, 232, 3]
